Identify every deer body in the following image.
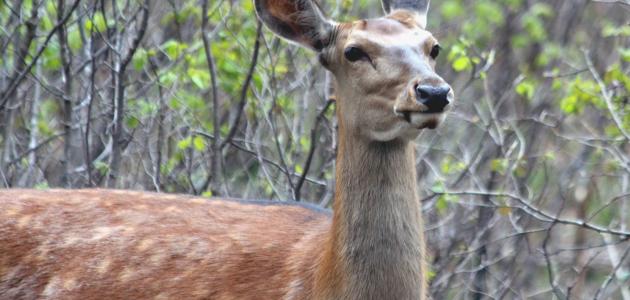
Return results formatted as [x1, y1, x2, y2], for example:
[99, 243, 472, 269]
[1, 0, 452, 299]
[0, 141, 423, 300]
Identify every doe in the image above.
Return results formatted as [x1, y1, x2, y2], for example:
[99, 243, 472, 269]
[0, 0, 453, 299]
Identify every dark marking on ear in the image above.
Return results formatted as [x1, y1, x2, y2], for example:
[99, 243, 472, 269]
[255, 0, 333, 51]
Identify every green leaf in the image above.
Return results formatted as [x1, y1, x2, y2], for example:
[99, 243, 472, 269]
[45, 1, 57, 17]
[475, 2, 504, 25]
[177, 137, 192, 150]
[560, 95, 579, 114]
[193, 136, 205, 152]
[431, 183, 445, 193]
[187, 68, 210, 89]
[132, 49, 148, 71]
[162, 40, 188, 60]
[68, 27, 82, 51]
[522, 14, 547, 41]
[490, 159, 508, 174]
[441, 0, 464, 20]
[603, 24, 630, 37]
[94, 161, 109, 176]
[530, 3, 554, 18]
[40, 39, 61, 70]
[35, 182, 50, 190]
[299, 135, 310, 150]
[85, 12, 108, 33]
[40, 15, 53, 31]
[515, 80, 535, 100]
[452, 56, 471, 72]
[160, 71, 178, 86]
[436, 195, 448, 214]
[126, 116, 139, 129]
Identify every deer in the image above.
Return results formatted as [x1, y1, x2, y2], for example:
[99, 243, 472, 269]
[0, 0, 453, 299]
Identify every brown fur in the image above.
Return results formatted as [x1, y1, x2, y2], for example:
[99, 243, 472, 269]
[0, 189, 329, 299]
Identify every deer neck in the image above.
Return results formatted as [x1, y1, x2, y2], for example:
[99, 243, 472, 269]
[315, 114, 426, 299]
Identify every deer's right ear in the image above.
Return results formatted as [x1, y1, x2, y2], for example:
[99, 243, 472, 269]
[254, 0, 333, 51]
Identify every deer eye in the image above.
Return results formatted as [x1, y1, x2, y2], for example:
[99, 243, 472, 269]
[430, 44, 441, 59]
[344, 46, 369, 62]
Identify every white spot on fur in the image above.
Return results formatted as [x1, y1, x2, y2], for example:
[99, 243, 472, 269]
[16, 215, 32, 228]
[118, 267, 135, 282]
[42, 277, 62, 297]
[5, 208, 19, 217]
[189, 198, 206, 204]
[193, 288, 210, 297]
[63, 236, 81, 246]
[150, 253, 166, 266]
[63, 278, 77, 290]
[96, 258, 111, 274]
[285, 279, 304, 299]
[121, 226, 136, 235]
[164, 206, 181, 213]
[136, 239, 155, 251]
[91, 226, 116, 240]
[17, 194, 32, 200]
[111, 190, 130, 195]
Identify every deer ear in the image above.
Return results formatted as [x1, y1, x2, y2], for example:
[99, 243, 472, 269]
[254, 0, 333, 51]
[381, 0, 430, 28]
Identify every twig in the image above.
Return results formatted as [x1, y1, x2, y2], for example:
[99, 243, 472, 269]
[590, 0, 630, 7]
[436, 190, 630, 237]
[107, 0, 150, 187]
[583, 50, 630, 141]
[195, 131, 326, 187]
[201, 0, 222, 195]
[594, 244, 630, 299]
[294, 99, 334, 201]
[221, 21, 263, 149]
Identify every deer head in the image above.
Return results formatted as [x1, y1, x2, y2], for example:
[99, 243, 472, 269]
[255, 0, 453, 143]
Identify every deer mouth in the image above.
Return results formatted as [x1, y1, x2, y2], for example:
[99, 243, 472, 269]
[419, 118, 439, 129]
[398, 111, 442, 130]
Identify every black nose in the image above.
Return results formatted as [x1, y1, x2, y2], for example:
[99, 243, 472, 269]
[415, 85, 451, 113]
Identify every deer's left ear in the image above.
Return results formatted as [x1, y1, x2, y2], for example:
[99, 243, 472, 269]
[254, 0, 334, 51]
[381, 0, 430, 28]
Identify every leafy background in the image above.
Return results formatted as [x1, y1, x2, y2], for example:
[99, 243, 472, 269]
[0, 0, 629, 298]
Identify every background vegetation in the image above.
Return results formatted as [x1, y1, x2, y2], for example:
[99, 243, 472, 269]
[0, 0, 629, 298]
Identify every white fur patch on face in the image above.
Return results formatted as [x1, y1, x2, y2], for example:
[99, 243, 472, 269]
[368, 122, 410, 142]
[368, 112, 445, 142]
